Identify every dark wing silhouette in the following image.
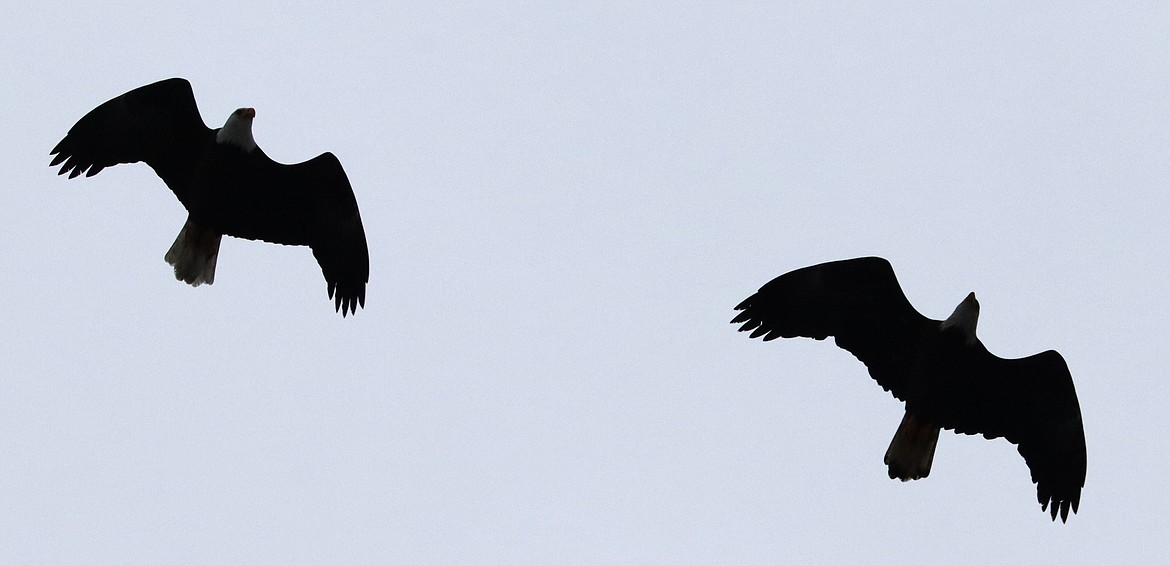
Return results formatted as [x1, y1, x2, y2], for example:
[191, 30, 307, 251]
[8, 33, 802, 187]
[732, 256, 937, 399]
[293, 152, 369, 317]
[925, 346, 1087, 521]
[214, 150, 370, 316]
[50, 78, 210, 179]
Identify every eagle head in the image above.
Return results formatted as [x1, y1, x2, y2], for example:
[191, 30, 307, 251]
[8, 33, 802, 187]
[216, 107, 258, 152]
[941, 292, 979, 344]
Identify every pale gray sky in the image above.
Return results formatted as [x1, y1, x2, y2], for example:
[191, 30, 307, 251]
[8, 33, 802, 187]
[2, 2, 1166, 564]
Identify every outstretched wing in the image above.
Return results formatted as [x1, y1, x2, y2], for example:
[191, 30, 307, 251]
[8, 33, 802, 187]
[50, 78, 210, 178]
[731, 257, 937, 399]
[300, 153, 369, 317]
[220, 151, 370, 317]
[923, 347, 1086, 522]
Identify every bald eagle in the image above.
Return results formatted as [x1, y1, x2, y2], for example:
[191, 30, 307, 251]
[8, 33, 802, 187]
[50, 78, 369, 316]
[732, 257, 1086, 521]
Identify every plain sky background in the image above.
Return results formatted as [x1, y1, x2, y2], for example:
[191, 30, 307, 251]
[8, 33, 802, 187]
[1, 2, 1166, 564]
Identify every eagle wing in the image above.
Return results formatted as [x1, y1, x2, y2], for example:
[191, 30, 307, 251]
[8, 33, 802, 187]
[50, 78, 210, 178]
[732, 257, 937, 399]
[921, 347, 1086, 521]
[222, 151, 370, 317]
[297, 153, 370, 317]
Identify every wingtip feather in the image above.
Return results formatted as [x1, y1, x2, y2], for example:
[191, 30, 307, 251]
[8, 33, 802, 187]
[327, 282, 365, 317]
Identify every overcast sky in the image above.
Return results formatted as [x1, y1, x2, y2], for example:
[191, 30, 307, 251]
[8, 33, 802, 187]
[2, 2, 1167, 564]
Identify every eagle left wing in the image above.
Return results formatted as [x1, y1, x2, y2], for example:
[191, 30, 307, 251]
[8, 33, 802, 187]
[921, 347, 1086, 522]
[287, 152, 369, 317]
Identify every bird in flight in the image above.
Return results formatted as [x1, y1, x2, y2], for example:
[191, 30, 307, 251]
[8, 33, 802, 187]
[732, 257, 1086, 521]
[51, 78, 369, 316]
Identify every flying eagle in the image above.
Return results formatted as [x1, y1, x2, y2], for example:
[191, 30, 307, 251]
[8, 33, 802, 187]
[50, 78, 369, 316]
[731, 257, 1086, 521]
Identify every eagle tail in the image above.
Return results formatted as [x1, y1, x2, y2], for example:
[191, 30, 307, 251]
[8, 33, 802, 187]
[165, 218, 221, 287]
[884, 411, 940, 481]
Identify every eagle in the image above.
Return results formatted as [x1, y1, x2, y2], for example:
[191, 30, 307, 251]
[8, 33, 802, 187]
[50, 78, 369, 316]
[731, 257, 1086, 521]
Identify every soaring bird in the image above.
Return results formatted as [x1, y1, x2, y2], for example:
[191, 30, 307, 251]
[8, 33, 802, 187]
[731, 257, 1086, 521]
[50, 78, 369, 316]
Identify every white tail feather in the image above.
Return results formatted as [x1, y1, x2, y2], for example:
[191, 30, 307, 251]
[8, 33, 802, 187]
[164, 218, 222, 287]
[883, 411, 940, 481]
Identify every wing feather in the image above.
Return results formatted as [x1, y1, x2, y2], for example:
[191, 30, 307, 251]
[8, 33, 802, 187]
[920, 347, 1086, 521]
[50, 78, 210, 178]
[215, 151, 370, 316]
[733, 257, 936, 398]
[302, 153, 369, 317]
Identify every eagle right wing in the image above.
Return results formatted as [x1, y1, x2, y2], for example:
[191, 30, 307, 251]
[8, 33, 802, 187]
[732, 257, 937, 399]
[50, 78, 211, 179]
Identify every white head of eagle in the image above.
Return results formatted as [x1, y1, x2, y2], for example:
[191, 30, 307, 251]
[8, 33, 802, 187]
[940, 292, 980, 344]
[216, 107, 257, 151]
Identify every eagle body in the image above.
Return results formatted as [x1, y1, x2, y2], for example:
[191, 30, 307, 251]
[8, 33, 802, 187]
[51, 78, 369, 316]
[733, 257, 1086, 521]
